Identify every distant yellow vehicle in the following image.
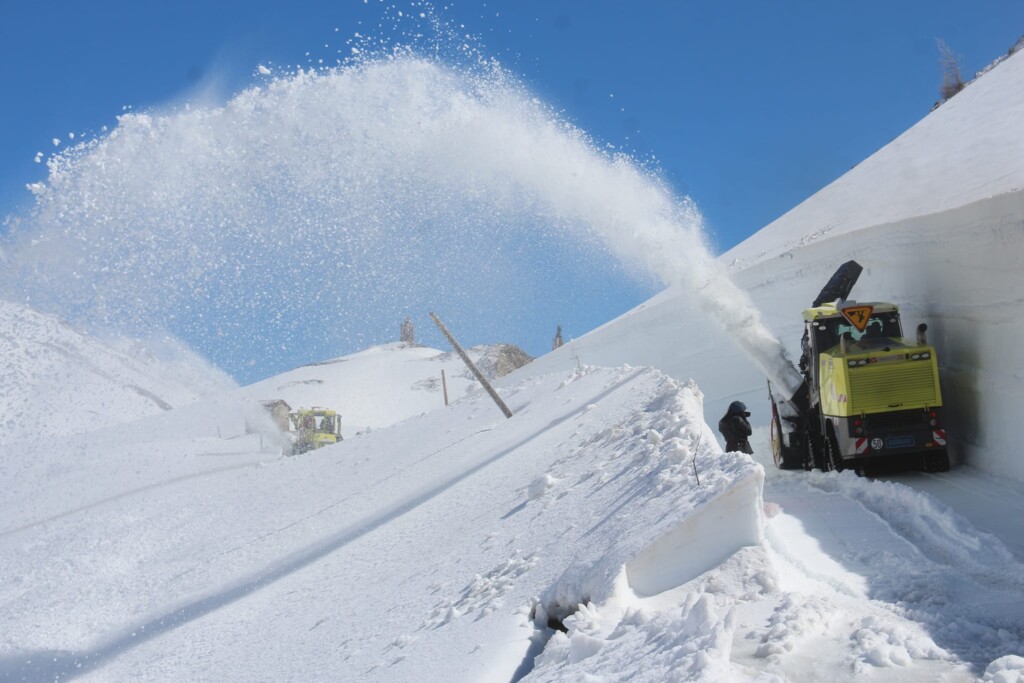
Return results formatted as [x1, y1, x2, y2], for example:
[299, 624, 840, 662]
[290, 407, 342, 453]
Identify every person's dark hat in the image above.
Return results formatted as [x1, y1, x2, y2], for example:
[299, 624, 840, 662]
[728, 400, 749, 416]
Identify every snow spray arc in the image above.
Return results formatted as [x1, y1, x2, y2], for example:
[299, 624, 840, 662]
[2, 54, 801, 394]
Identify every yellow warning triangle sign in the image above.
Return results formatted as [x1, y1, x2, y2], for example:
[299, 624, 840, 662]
[841, 305, 874, 332]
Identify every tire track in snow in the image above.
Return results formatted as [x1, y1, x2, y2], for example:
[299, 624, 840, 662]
[764, 473, 1024, 670]
[36, 340, 174, 410]
[802, 472, 1024, 592]
[0, 461, 266, 538]
[894, 469, 1024, 561]
[170, 426, 499, 583]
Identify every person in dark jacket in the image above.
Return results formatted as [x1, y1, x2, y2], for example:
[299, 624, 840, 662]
[719, 400, 753, 454]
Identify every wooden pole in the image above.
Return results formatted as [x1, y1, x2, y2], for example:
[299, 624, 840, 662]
[429, 312, 513, 418]
[441, 369, 449, 406]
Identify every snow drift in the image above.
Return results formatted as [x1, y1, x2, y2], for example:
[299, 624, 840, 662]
[0, 364, 766, 682]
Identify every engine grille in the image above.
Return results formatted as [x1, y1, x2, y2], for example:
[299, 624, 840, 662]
[849, 362, 938, 413]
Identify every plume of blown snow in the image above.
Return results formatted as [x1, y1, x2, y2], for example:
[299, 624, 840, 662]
[3, 48, 799, 392]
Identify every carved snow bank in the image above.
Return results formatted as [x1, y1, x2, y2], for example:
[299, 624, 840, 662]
[625, 468, 763, 597]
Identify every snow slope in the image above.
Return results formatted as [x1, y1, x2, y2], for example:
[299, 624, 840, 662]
[0, 301, 234, 445]
[8, 352, 1022, 682]
[241, 341, 532, 436]
[2, 365, 764, 681]
[518, 48, 1024, 483]
[4, 348, 1022, 681]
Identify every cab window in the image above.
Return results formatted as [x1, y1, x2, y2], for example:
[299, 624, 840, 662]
[814, 313, 902, 349]
[836, 314, 902, 341]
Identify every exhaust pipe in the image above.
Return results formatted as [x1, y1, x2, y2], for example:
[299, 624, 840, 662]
[917, 323, 928, 346]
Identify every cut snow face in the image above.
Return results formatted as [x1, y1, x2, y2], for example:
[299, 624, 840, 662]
[1, 49, 800, 393]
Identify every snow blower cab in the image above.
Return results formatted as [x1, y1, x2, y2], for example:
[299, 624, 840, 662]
[289, 407, 342, 454]
[769, 261, 949, 474]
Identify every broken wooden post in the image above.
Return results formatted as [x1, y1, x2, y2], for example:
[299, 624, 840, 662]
[429, 312, 513, 418]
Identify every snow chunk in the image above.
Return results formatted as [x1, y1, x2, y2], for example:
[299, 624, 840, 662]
[533, 591, 738, 681]
[756, 594, 835, 658]
[528, 473, 558, 500]
[568, 631, 604, 663]
[852, 615, 948, 670]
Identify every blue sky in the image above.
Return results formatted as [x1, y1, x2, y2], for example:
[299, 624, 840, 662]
[1, 2, 1022, 382]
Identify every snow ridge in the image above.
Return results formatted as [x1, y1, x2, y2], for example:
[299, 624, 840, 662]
[0, 300, 233, 445]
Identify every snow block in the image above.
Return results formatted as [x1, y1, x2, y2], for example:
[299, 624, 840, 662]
[625, 469, 764, 597]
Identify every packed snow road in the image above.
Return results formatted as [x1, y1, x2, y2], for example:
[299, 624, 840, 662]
[884, 467, 1024, 562]
[766, 474, 1022, 673]
[742, 425, 1024, 681]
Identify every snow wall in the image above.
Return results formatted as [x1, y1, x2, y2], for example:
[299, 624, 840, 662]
[518, 49, 1024, 483]
[514, 190, 1024, 484]
[730, 190, 1024, 481]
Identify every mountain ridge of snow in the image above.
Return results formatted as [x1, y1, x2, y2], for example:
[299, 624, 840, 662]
[0, 300, 235, 446]
[241, 340, 533, 436]
[723, 48, 1024, 269]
